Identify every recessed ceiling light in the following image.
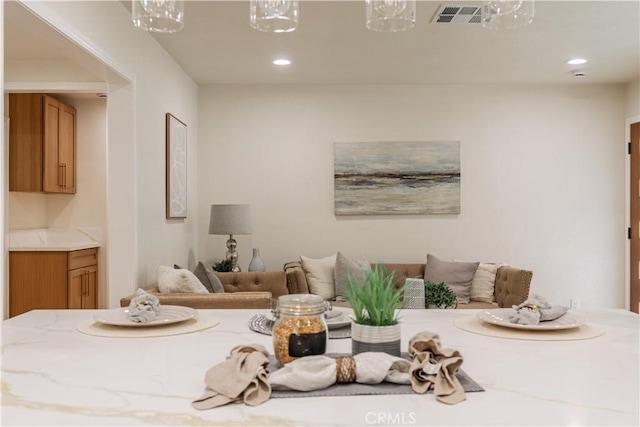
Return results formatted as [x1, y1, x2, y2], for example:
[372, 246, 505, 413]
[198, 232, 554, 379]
[566, 58, 588, 65]
[273, 59, 291, 66]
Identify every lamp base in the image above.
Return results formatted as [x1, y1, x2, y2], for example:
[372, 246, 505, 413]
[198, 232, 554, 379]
[226, 235, 241, 272]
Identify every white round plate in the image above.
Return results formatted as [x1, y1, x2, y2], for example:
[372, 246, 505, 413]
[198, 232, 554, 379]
[267, 308, 351, 330]
[93, 305, 198, 327]
[477, 308, 586, 331]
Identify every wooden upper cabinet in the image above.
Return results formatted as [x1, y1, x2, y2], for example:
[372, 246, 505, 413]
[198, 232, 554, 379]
[8, 94, 43, 192]
[9, 93, 77, 194]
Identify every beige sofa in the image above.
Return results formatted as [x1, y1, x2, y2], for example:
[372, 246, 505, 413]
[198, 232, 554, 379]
[120, 270, 288, 309]
[284, 262, 532, 309]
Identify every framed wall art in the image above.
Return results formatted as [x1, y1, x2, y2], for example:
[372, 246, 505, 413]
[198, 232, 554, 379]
[166, 113, 187, 218]
[334, 141, 460, 216]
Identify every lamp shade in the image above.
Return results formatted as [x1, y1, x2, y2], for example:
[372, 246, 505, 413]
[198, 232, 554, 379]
[366, 0, 416, 32]
[481, 0, 534, 29]
[209, 204, 253, 235]
[132, 0, 185, 33]
[250, 0, 299, 33]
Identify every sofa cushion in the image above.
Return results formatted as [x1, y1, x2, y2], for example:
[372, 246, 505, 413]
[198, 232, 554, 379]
[300, 254, 337, 300]
[424, 254, 479, 304]
[120, 288, 272, 309]
[158, 265, 209, 294]
[457, 301, 498, 310]
[193, 262, 225, 293]
[334, 252, 369, 301]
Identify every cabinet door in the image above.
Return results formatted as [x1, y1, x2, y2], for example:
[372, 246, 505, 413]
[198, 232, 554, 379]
[59, 103, 76, 193]
[68, 268, 85, 309]
[9, 252, 68, 317]
[8, 93, 44, 192]
[43, 95, 62, 193]
[83, 265, 98, 309]
[68, 266, 98, 309]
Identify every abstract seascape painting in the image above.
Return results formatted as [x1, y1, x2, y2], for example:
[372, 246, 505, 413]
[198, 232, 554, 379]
[334, 141, 460, 215]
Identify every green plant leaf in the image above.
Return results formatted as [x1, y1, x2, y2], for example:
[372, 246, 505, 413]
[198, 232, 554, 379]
[424, 281, 457, 308]
[347, 264, 404, 326]
[212, 259, 233, 272]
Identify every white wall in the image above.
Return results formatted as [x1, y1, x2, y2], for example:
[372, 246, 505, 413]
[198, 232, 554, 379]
[198, 84, 627, 309]
[627, 80, 639, 118]
[13, 1, 199, 307]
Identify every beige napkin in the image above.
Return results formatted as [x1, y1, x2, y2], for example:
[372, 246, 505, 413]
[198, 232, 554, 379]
[509, 294, 569, 325]
[409, 331, 465, 405]
[127, 288, 160, 323]
[192, 344, 271, 410]
[269, 352, 411, 391]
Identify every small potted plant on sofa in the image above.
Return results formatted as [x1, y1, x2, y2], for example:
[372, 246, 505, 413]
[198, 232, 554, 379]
[212, 259, 233, 272]
[424, 281, 458, 309]
[347, 264, 404, 357]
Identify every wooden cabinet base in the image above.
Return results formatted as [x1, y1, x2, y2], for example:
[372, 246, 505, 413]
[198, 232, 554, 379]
[9, 248, 98, 317]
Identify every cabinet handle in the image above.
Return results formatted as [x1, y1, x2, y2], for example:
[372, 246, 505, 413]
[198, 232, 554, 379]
[59, 164, 63, 188]
[62, 163, 67, 189]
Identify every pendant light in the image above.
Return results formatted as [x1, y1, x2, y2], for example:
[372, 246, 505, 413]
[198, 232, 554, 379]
[481, 0, 534, 29]
[132, 0, 184, 33]
[250, 0, 299, 33]
[366, 0, 416, 32]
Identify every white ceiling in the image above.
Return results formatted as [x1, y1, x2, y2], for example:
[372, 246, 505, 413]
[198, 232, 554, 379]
[4, 1, 640, 86]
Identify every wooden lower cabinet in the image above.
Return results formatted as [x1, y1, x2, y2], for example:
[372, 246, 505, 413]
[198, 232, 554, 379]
[68, 265, 98, 309]
[9, 248, 98, 317]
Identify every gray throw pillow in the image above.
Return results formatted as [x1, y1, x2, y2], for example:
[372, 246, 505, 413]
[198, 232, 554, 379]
[193, 262, 225, 293]
[334, 251, 368, 301]
[424, 254, 479, 304]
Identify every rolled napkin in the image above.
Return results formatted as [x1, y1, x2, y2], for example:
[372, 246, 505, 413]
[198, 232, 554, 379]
[325, 309, 342, 320]
[409, 331, 465, 405]
[192, 344, 271, 410]
[127, 288, 160, 323]
[268, 352, 411, 391]
[509, 294, 569, 325]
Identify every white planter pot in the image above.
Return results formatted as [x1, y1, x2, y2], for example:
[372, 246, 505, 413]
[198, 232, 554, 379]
[351, 322, 401, 357]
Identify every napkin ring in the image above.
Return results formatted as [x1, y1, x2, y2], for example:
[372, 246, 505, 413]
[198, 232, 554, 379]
[520, 303, 541, 313]
[336, 356, 356, 383]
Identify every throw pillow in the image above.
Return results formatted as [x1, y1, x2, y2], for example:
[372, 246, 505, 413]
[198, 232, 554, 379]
[157, 265, 209, 294]
[453, 260, 499, 303]
[471, 262, 499, 303]
[193, 261, 225, 293]
[334, 252, 369, 302]
[300, 254, 337, 300]
[424, 254, 479, 304]
[174, 263, 225, 293]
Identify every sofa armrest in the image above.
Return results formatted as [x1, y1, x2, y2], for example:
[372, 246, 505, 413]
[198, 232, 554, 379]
[120, 288, 273, 309]
[283, 261, 310, 294]
[494, 266, 532, 308]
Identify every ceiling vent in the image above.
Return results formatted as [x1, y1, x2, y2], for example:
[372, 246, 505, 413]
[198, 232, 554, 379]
[431, 4, 482, 24]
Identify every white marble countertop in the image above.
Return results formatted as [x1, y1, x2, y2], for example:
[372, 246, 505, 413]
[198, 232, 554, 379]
[7, 228, 100, 251]
[1, 308, 638, 426]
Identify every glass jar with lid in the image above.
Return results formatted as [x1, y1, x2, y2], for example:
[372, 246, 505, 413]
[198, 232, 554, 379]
[272, 294, 329, 365]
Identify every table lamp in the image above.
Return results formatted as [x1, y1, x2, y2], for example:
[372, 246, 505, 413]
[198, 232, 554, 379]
[208, 204, 252, 272]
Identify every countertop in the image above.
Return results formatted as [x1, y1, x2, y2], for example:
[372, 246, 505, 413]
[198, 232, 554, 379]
[1, 308, 638, 426]
[7, 228, 100, 251]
